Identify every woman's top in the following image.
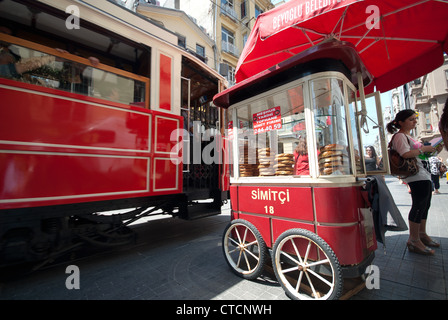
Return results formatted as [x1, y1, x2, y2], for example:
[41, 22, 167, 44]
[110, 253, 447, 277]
[365, 157, 377, 171]
[391, 133, 430, 183]
[294, 153, 310, 175]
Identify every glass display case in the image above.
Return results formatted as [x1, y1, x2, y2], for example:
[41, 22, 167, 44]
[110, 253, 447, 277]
[226, 71, 387, 182]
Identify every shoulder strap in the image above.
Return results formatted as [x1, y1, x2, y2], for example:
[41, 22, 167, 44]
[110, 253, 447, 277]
[388, 134, 396, 149]
[389, 132, 411, 149]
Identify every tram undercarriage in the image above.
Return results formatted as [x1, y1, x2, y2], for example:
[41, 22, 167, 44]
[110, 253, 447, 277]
[0, 191, 225, 268]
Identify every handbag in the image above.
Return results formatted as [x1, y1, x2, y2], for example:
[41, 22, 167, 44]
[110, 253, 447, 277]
[388, 134, 419, 179]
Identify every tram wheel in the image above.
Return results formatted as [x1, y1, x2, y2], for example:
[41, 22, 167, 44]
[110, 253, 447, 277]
[272, 228, 343, 300]
[222, 219, 267, 280]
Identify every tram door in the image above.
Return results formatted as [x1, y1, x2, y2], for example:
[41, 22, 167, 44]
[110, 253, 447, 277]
[181, 77, 220, 205]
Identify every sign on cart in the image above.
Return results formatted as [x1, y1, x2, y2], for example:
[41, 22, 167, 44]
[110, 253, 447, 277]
[253, 106, 282, 135]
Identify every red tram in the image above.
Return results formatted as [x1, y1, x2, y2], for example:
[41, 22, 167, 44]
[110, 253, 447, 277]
[0, 0, 228, 266]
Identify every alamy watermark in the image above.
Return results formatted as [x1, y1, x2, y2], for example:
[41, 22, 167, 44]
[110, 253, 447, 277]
[61, 2, 382, 168]
[65, 3, 380, 31]
[365, 5, 381, 30]
[170, 121, 259, 166]
[65, 5, 80, 30]
[365, 264, 380, 289]
[65, 265, 80, 290]
[64, 263, 380, 292]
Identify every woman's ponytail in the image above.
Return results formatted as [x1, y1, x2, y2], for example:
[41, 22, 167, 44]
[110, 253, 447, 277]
[386, 120, 398, 134]
[386, 109, 416, 134]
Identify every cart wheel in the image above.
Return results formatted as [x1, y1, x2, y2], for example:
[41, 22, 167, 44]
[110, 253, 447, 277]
[272, 228, 343, 300]
[222, 219, 267, 280]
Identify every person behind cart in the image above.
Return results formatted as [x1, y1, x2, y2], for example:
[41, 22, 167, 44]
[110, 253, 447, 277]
[365, 146, 380, 171]
[386, 109, 439, 256]
[294, 135, 310, 175]
[428, 156, 443, 195]
[439, 97, 448, 154]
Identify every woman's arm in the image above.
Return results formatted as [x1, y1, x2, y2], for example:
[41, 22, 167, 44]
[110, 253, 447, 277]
[393, 133, 435, 159]
[401, 145, 435, 159]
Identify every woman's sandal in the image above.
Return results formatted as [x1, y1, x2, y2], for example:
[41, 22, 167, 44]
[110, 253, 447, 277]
[420, 234, 440, 248]
[407, 240, 435, 256]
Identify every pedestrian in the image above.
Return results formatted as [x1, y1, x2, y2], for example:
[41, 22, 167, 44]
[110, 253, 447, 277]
[429, 156, 442, 195]
[386, 109, 439, 255]
[439, 97, 448, 151]
[365, 146, 380, 171]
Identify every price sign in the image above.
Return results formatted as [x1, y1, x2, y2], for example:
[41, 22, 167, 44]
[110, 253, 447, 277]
[253, 106, 282, 135]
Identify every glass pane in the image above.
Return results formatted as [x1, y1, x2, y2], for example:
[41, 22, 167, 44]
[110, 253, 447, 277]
[347, 86, 364, 175]
[0, 41, 146, 106]
[233, 84, 304, 177]
[311, 78, 352, 176]
[181, 78, 191, 171]
[362, 93, 387, 174]
[236, 102, 258, 177]
[226, 108, 234, 177]
[283, 86, 307, 175]
[91, 69, 146, 105]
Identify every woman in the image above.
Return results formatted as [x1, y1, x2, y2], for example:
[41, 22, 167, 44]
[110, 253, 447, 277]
[386, 109, 439, 255]
[365, 146, 379, 171]
[294, 136, 310, 175]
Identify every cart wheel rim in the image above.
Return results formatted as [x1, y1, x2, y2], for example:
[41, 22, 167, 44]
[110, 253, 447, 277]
[273, 231, 342, 300]
[223, 221, 266, 278]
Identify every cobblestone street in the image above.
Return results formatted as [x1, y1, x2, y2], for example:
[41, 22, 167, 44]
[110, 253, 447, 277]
[1, 177, 447, 302]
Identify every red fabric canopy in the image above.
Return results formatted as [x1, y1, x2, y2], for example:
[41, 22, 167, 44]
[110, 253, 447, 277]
[236, 0, 448, 94]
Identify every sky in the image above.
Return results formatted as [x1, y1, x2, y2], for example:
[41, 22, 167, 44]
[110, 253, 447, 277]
[363, 89, 392, 148]
[272, 0, 290, 5]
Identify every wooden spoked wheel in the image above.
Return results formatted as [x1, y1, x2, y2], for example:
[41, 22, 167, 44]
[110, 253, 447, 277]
[222, 219, 267, 280]
[272, 229, 343, 300]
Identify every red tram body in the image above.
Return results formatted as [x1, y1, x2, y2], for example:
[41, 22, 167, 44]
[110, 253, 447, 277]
[0, 0, 228, 266]
[1, 78, 182, 209]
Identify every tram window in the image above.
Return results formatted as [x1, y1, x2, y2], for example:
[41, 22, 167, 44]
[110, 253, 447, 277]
[0, 39, 147, 107]
[232, 84, 304, 178]
[91, 68, 146, 106]
[310, 78, 354, 176]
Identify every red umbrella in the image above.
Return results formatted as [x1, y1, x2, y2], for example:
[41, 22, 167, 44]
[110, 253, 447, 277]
[236, 0, 448, 94]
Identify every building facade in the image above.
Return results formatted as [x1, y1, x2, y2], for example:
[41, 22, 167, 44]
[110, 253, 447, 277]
[216, 0, 274, 85]
[137, 2, 216, 70]
[411, 54, 448, 161]
[158, 0, 274, 86]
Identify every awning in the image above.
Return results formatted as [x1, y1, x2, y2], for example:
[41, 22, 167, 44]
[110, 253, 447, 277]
[235, 0, 448, 94]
